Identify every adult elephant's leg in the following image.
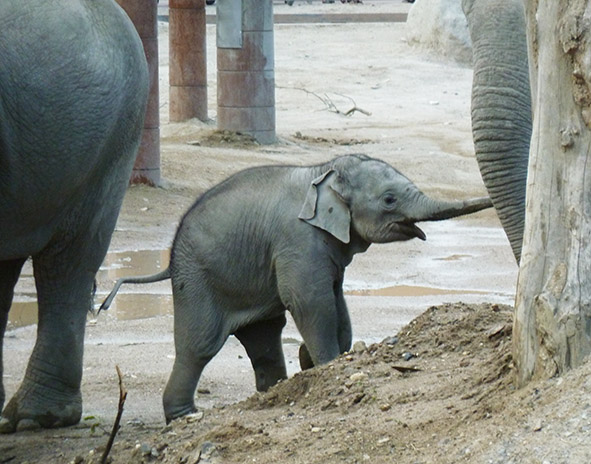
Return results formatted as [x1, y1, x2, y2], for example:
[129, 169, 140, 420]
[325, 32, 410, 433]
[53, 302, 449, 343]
[0, 159, 132, 433]
[234, 314, 288, 392]
[0, 236, 105, 432]
[163, 287, 227, 423]
[0, 259, 26, 412]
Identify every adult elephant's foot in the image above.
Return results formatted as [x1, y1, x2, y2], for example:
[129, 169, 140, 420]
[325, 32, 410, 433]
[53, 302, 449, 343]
[0, 384, 82, 433]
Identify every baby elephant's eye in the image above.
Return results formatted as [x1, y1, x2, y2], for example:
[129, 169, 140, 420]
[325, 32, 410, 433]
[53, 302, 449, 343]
[382, 194, 397, 207]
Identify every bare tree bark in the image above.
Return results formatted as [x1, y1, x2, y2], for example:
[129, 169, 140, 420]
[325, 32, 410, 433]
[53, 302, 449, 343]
[515, 0, 591, 386]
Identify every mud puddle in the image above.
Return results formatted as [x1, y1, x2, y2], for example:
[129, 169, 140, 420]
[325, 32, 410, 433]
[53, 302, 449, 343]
[8, 250, 171, 329]
[347, 284, 488, 297]
[8, 249, 495, 330]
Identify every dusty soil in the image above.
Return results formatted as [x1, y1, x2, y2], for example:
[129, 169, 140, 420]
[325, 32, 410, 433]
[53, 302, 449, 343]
[4, 2, 591, 463]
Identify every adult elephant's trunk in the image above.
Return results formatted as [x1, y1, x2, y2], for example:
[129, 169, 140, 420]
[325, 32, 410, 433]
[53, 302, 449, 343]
[463, 0, 531, 263]
[407, 193, 493, 223]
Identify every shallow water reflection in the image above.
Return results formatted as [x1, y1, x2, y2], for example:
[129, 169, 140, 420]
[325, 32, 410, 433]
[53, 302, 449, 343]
[8, 249, 172, 329]
[9, 249, 488, 329]
[100, 249, 170, 280]
[8, 299, 38, 329]
[346, 285, 487, 297]
[102, 293, 173, 321]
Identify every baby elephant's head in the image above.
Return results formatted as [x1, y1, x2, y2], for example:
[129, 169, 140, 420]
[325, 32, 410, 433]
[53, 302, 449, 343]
[299, 155, 492, 244]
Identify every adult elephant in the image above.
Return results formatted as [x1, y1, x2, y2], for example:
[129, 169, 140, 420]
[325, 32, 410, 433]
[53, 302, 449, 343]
[0, 0, 149, 432]
[462, 0, 532, 263]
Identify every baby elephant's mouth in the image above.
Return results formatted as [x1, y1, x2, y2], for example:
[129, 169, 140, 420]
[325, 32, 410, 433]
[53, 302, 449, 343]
[397, 222, 427, 241]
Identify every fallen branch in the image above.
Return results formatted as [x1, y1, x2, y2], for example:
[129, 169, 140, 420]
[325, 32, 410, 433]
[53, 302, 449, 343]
[277, 86, 371, 117]
[101, 366, 128, 464]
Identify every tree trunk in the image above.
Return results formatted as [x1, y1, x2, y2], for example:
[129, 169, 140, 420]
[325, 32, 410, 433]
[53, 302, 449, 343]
[514, 0, 591, 386]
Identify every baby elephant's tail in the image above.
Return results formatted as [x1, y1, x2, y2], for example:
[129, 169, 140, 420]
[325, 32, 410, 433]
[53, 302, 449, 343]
[99, 268, 171, 312]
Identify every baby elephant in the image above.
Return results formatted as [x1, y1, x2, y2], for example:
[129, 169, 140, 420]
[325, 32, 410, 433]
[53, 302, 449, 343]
[101, 154, 491, 422]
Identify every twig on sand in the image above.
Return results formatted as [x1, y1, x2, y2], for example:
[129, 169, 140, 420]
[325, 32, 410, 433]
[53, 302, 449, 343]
[277, 86, 371, 116]
[101, 366, 128, 464]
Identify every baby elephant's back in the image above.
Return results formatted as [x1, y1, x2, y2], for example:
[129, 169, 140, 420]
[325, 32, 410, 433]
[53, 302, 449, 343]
[171, 165, 308, 283]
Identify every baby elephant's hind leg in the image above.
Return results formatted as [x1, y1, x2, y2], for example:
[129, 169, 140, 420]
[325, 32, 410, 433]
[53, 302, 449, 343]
[163, 292, 228, 423]
[234, 314, 288, 392]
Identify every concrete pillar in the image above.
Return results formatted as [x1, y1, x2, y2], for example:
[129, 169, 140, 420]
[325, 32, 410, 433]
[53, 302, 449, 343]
[169, 0, 208, 122]
[217, 0, 276, 144]
[116, 0, 161, 186]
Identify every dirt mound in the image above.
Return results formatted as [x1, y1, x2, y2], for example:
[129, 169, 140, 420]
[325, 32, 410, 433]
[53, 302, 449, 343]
[243, 302, 512, 414]
[6, 302, 591, 463]
[80, 302, 517, 464]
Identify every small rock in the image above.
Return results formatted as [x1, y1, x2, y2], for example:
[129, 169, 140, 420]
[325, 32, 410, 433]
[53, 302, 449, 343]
[486, 323, 509, 339]
[353, 341, 367, 353]
[353, 393, 366, 404]
[380, 403, 392, 412]
[383, 336, 399, 345]
[139, 443, 153, 456]
[185, 411, 204, 423]
[200, 441, 217, 460]
[311, 426, 322, 433]
[350, 372, 369, 382]
[402, 352, 415, 361]
[126, 418, 145, 427]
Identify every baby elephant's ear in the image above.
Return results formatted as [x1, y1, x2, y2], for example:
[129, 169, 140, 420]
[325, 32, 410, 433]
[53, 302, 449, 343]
[298, 170, 351, 243]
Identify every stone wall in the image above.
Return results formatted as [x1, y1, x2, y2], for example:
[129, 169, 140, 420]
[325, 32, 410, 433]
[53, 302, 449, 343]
[405, 0, 472, 66]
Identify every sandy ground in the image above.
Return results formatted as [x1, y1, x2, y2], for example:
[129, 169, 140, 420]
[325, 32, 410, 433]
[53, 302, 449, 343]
[9, 2, 588, 463]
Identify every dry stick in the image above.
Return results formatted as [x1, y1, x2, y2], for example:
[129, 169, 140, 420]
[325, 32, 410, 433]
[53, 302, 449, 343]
[332, 92, 372, 116]
[277, 86, 371, 116]
[101, 366, 128, 464]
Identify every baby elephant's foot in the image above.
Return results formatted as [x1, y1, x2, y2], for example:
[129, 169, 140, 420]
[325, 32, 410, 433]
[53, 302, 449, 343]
[298, 343, 315, 370]
[0, 386, 82, 433]
[163, 402, 197, 425]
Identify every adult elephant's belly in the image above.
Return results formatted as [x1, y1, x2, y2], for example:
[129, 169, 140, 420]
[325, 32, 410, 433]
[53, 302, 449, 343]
[0, 167, 97, 260]
[0, 205, 56, 261]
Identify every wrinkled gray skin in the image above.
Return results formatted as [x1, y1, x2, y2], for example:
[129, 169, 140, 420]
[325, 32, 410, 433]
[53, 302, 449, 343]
[102, 154, 492, 423]
[462, 0, 532, 263]
[0, 0, 148, 433]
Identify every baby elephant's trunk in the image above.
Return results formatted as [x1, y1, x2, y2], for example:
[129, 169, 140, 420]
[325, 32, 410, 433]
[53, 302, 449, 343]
[409, 195, 493, 223]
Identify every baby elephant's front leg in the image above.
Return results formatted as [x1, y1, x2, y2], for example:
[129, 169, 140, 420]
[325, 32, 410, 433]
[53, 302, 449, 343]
[297, 281, 352, 370]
